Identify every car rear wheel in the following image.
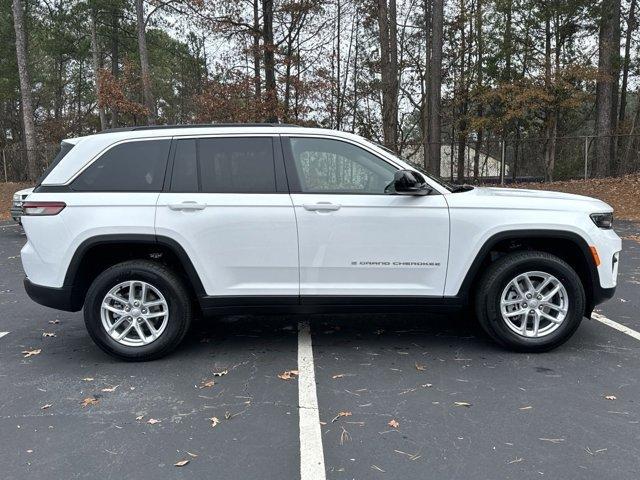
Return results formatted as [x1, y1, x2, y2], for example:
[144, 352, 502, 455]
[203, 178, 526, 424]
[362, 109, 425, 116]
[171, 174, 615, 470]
[84, 260, 192, 361]
[475, 251, 585, 352]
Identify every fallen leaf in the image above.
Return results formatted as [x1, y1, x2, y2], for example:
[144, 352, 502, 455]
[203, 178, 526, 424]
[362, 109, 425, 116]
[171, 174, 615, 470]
[135, 415, 144, 421]
[415, 362, 427, 371]
[331, 411, 352, 423]
[82, 377, 94, 381]
[42, 332, 56, 338]
[453, 401, 472, 407]
[147, 418, 161, 425]
[80, 397, 98, 407]
[278, 369, 299, 380]
[174, 459, 189, 467]
[101, 385, 119, 393]
[604, 395, 617, 401]
[22, 349, 41, 358]
[388, 419, 399, 428]
[209, 416, 220, 428]
[332, 374, 346, 379]
[212, 369, 228, 377]
[40, 404, 52, 410]
[186, 452, 198, 458]
[199, 379, 215, 389]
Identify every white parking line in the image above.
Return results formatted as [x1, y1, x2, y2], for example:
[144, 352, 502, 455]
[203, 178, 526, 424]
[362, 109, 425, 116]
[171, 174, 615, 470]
[592, 312, 640, 342]
[0, 332, 9, 339]
[297, 320, 326, 480]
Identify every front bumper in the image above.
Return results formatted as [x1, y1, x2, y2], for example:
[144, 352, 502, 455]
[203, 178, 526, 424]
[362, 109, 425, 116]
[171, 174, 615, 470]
[24, 277, 82, 312]
[10, 205, 22, 220]
[586, 284, 616, 318]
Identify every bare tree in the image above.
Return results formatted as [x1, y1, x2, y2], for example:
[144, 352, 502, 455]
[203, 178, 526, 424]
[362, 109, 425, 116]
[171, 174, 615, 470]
[135, 0, 156, 124]
[90, 4, 108, 131]
[252, 0, 262, 106]
[428, 0, 443, 175]
[619, 0, 637, 124]
[11, 0, 38, 181]
[472, 0, 483, 180]
[595, 0, 621, 176]
[263, 0, 277, 122]
[377, 0, 398, 150]
[110, 4, 120, 128]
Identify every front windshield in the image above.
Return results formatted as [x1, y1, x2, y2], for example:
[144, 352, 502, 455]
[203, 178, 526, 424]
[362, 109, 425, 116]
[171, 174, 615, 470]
[367, 141, 455, 192]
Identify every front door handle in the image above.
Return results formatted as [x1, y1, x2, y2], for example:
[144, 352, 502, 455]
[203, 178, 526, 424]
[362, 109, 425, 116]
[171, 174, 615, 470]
[168, 201, 206, 211]
[303, 202, 341, 211]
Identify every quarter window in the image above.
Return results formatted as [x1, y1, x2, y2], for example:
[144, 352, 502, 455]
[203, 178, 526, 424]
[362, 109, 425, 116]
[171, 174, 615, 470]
[73, 139, 170, 191]
[288, 138, 397, 194]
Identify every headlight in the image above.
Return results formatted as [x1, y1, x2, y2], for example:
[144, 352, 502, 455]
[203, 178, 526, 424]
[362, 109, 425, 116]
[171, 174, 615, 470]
[590, 212, 613, 229]
[12, 194, 20, 202]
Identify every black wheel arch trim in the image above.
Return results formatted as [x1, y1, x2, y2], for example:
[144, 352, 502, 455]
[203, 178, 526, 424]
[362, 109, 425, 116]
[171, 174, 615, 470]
[456, 228, 609, 314]
[63, 233, 206, 297]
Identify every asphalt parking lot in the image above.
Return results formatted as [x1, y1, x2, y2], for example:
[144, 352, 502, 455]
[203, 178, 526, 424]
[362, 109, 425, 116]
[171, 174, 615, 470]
[1, 221, 639, 480]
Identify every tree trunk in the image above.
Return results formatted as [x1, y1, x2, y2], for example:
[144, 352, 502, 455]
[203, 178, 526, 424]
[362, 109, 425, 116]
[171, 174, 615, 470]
[135, 0, 155, 125]
[110, 5, 120, 128]
[422, 0, 431, 170]
[11, 0, 38, 181]
[262, 0, 277, 123]
[595, 0, 621, 177]
[428, 0, 443, 175]
[473, 0, 483, 180]
[377, 0, 398, 151]
[90, 5, 108, 130]
[543, 11, 557, 181]
[252, 0, 261, 118]
[619, 0, 636, 124]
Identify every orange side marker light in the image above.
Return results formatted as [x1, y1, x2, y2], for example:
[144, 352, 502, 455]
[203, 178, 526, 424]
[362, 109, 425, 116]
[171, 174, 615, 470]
[589, 246, 601, 267]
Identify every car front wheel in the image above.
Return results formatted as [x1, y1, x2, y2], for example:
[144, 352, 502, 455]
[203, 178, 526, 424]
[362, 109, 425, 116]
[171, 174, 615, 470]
[475, 251, 586, 352]
[84, 260, 192, 361]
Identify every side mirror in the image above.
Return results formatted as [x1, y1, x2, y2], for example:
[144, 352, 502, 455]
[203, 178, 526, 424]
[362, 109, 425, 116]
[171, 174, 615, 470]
[388, 170, 432, 196]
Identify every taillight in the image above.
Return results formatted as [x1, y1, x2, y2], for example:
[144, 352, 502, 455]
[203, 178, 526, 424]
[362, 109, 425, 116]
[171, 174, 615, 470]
[22, 201, 66, 216]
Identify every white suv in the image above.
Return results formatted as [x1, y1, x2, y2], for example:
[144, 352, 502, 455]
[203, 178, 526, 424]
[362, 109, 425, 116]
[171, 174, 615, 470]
[21, 125, 621, 360]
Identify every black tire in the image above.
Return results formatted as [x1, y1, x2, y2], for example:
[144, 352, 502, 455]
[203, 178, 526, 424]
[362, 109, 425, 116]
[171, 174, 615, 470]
[474, 251, 585, 352]
[84, 260, 192, 361]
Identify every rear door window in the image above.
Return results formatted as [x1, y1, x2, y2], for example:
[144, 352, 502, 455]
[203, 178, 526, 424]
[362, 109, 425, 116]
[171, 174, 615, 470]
[72, 139, 170, 191]
[170, 137, 276, 193]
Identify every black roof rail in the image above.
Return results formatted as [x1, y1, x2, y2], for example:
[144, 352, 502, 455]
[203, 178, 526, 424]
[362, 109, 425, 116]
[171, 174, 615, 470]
[95, 123, 303, 134]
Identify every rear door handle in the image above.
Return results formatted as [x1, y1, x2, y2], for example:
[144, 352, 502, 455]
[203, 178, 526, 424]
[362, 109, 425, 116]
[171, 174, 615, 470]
[168, 201, 206, 211]
[302, 202, 341, 211]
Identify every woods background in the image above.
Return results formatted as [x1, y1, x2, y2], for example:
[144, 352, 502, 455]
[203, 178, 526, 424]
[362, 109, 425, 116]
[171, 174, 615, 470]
[2, 0, 639, 183]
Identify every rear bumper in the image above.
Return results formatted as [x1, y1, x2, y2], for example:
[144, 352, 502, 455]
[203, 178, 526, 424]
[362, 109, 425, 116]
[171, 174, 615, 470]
[23, 277, 82, 312]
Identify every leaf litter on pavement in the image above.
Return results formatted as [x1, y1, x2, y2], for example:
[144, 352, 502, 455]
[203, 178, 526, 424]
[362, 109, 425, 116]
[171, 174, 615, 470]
[22, 349, 41, 358]
[278, 369, 299, 380]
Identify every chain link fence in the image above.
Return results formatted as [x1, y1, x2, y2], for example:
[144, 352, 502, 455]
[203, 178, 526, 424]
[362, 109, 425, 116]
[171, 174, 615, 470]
[3, 134, 640, 184]
[403, 134, 640, 184]
[1, 144, 60, 183]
